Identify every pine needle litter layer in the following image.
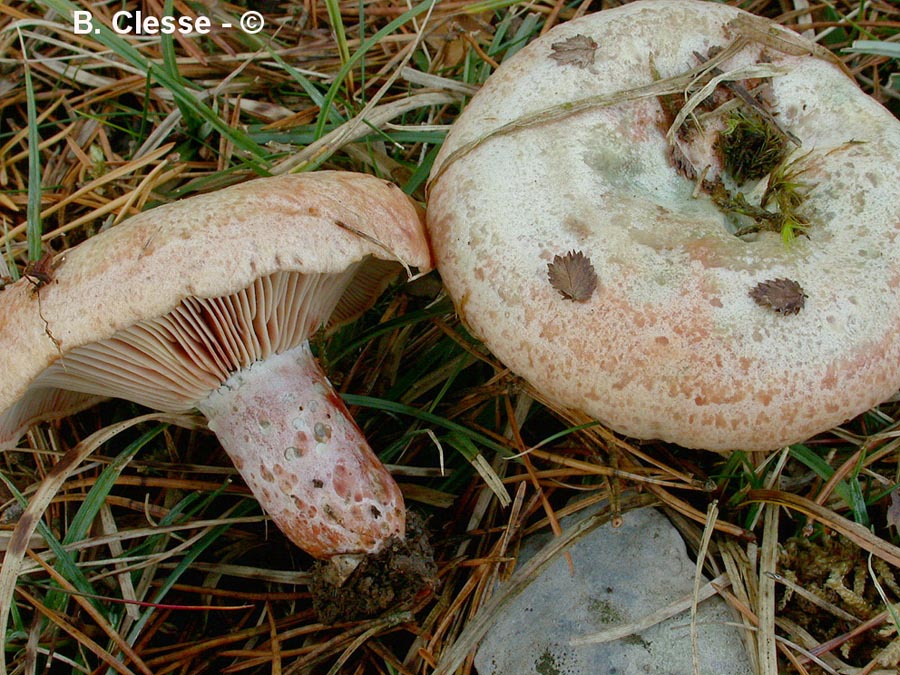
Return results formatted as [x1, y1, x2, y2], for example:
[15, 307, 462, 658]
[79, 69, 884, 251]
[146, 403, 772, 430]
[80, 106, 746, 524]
[1, 2, 898, 674]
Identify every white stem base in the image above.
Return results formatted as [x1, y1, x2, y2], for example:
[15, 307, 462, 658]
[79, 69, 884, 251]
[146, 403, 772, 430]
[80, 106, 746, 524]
[197, 343, 405, 559]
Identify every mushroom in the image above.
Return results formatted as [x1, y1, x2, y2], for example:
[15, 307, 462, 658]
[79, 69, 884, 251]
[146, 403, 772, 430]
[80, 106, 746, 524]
[0, 171, 432, 575]
[426, 0, 900, 452]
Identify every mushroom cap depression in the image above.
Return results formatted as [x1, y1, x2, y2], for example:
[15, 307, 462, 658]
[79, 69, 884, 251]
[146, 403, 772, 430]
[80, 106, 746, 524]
[0, 171, 432, 444]
[426, 0, 900, 452]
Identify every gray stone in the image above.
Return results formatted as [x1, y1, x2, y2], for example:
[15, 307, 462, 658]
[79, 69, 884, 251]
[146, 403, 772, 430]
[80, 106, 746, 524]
[474, 504, 753, 675]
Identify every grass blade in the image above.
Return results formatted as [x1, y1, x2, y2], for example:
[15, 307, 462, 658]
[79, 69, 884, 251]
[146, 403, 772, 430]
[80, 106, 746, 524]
[18, 30, 42, 260]
[37, 0, 269, 167]
[313, 0, 436, 142]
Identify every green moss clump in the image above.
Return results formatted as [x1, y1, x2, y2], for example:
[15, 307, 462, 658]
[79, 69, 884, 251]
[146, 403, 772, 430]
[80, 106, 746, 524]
[717, 108, 789, 184]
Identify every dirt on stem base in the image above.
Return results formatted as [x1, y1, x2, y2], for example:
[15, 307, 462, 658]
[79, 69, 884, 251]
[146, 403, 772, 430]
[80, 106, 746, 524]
[309, 512, 437, 623]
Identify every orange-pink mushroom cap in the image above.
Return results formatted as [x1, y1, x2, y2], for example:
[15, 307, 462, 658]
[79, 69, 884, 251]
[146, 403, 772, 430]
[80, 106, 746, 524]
[0, 171, 432, 558]
[426, 0, 900, 452]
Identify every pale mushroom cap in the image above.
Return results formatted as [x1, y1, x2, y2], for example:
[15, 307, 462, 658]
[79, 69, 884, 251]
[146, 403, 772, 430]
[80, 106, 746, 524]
[427, 0, 900, 451]
[0, 171, 431, 442]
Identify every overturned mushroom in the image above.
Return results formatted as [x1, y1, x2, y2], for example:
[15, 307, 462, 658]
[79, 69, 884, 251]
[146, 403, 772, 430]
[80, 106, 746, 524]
[0, 171, 435, 615]
[426, 0, 900, 452]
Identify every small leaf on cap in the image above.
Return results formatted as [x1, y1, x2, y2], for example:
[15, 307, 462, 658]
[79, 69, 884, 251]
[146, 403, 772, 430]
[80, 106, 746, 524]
[548, 250, 597, 302]
[749, 278, 807, 315]
[549, 35, 598, 68]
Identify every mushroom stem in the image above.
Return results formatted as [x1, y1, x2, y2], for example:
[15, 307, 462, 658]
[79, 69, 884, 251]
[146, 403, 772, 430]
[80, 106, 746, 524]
[196, 343, 405, 560]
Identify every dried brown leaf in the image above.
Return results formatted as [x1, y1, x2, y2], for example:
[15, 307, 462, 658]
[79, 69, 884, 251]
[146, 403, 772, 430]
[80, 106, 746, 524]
[749, 277, 806, 315]
[549, 35, 598, 69]
[548, 250, 597, 302]
[23, 251, 59, 294]
[888, 489, 900, 532]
